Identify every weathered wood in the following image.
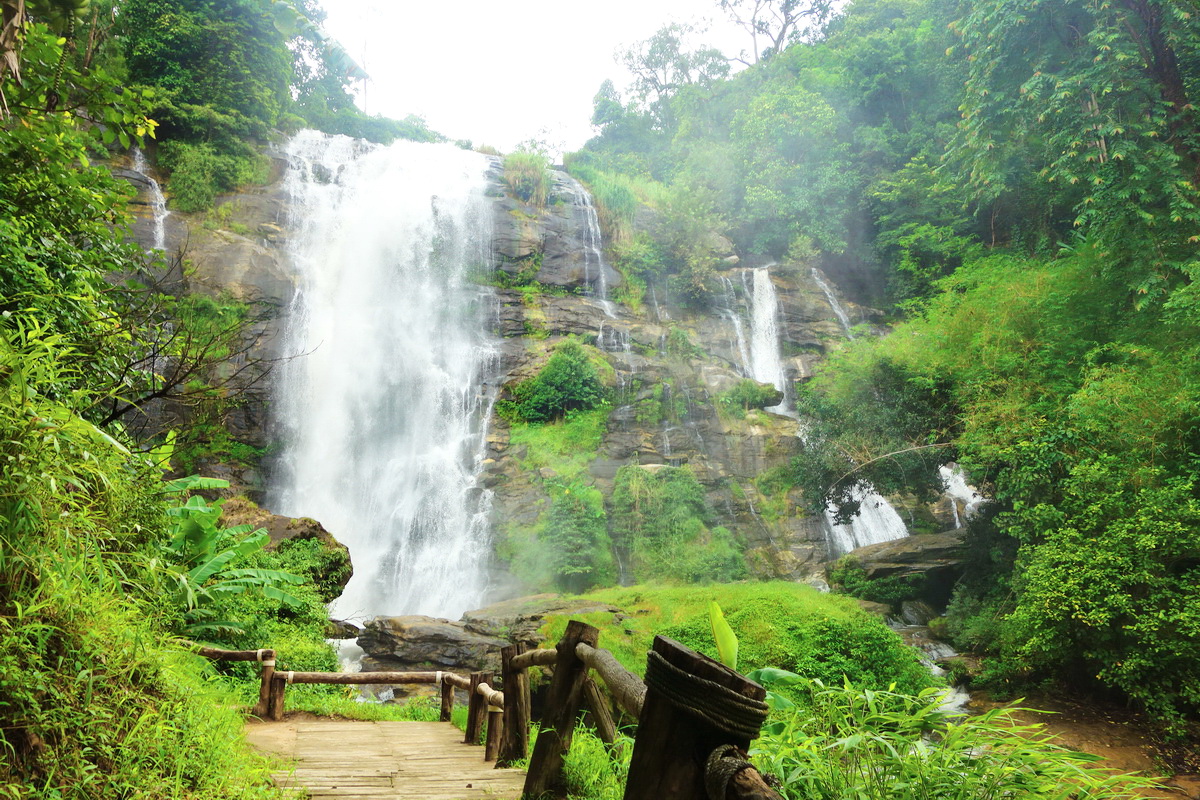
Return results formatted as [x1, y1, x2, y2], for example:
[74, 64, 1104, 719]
[582, 678, 618, 745]
[509, 647, 557, 671]
[440, 675, 454, 722]
[497, 643, 530, 767]
[484, 708, 503, 762]
[251, 649, 276, 717]
[269, 673, 287, 721]
[444, 673, 472, 690]
[272, 671, 442, 685]
[464, 671, 490, 745]
[476, 681, 504, 708]
[576, 642, 646, 718]
[523, 620, 600, 798]
[623, 636, 768, 800]
[728, 758, 786, 800]
[193, 645, 275, 662]
[244, 719, 527, 799]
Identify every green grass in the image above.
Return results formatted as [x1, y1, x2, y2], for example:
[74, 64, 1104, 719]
[537, 583, 936, 695]
[508, 405, 610, 483]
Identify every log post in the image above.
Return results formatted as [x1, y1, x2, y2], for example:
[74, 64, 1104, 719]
[523, 620, 600, 798]
[497, 643, 530, 766]
[251, 649, 276, 718]
[440, 674, 454, 722]
[583, 678, 618, 746]
[484, 706, 504, 762]
[622, 636, 773, 800]
[464, 671, 490, 745]
[268, 673, 287, 722]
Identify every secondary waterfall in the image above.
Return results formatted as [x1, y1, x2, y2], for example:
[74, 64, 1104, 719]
[566, 176, 615, 317]
[811, 267, 854, 337]
[268, 131, 500, 622]
[131, 148, 170, 251]
[740, 267, 790, 414]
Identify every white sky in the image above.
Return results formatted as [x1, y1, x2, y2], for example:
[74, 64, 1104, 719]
[316, 0, 754, 154]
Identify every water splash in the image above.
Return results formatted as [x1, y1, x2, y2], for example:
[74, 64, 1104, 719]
[268, 131, 500, 622]
[940, 464, 986, 529]
[822, 484, 910, 555]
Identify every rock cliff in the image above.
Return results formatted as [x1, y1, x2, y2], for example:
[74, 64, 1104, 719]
[117, 141, 955, 604]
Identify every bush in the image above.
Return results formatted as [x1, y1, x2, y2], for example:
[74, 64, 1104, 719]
[829, 556, 926, 607]
[503, 151, 552, 206]
[718, 379, 785, 418]
[751, 671, 1158, 800]
[610, 465, 746, 584]
[504, 339, 606, 423]
[540, 482, 616, 593]
[159, 140, 269, 212]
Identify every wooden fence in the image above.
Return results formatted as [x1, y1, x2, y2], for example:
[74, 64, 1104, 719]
[196, 620, 783, 800]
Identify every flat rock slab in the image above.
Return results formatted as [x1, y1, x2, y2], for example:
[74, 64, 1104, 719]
[245, 720, 526, 800]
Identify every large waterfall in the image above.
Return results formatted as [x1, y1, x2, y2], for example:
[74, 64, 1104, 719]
[268, 131, 500, 622]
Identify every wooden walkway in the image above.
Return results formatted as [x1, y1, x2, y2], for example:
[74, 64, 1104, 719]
[244, 720, 527, 800]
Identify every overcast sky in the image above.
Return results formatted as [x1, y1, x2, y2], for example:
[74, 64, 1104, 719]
[316, 0, 754, 154]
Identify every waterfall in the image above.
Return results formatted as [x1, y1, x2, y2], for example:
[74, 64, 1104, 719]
[131, 148, 170, 251]
[741, 267, 789, 414]
[822, 485, 909, 555]
[940, 464, 986, 529]
[811, 267, 854, 337]
[565, 176, 615, 317]
[268, 131, 500, 622]
[719, 276, 752, 376]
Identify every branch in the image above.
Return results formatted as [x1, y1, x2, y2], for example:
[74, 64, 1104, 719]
[827, 442, 955, 494]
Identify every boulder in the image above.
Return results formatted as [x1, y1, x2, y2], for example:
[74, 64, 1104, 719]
[460, 594, 625, 646]
[219, 498, 353, 602]
[850, 532, 966, 580]
[358, 616, 510, 674]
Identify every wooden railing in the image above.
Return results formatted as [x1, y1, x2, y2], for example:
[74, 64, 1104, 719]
[195, 621, 783, 800]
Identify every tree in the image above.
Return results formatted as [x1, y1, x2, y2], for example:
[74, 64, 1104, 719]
[621, 23, 729, 130]
[718, 0, 835, 63]
[950, 0, 1200, 306]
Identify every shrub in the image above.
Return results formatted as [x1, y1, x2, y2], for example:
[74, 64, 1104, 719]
[503, 151, 552, 207]
[610, 465, 746, 584]
[751, 671, 1158, 800]
[718, 379, 784, 418]
[505, 339, 606, 423]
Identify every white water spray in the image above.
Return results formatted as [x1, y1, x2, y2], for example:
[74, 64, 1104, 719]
[269, 131, 500, 622]
[940, 465, 986, 529]
[822, 484, 910, 555]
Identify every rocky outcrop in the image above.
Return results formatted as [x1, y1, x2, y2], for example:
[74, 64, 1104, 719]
[358, 616, 510, 674]
[220, 497, 353, 602]
[850, 532, 966, 579]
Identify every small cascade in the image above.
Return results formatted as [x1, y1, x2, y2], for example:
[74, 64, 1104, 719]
[719, 276, 752, 376]
[822, 484, 909, 555]
[269, 131, 500, 622]
[889, 618, 971, 715]
[741, 267, 790, 414]
[565, 176, 615, 317]
[940, 465, 986, 528]
[811, 267, 854, 337]
[650, 285, 670, 322]
[131, 148, 170, 250]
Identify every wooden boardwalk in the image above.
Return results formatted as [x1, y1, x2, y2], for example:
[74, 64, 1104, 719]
[244, 719, 527, 800]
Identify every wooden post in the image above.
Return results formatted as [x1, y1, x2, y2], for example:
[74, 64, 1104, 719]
[497, 643, 530, 766]
[583, 678, 618, 746]
[251, 649, 276, 718]
[523, 620, 600, 798]
[269, 673, 287, 722]
[484, 706, 504, 762]
[464, 671, 490, 745]
[623, 636, 771, 800]
[440, 674, 454, 722]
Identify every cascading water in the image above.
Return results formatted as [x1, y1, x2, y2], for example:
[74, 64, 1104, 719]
[811, 267, 855, 337]
[822, 485, 909, 555]
[741, 267, 790, 414]
[719, 276, 753, 377]
[566, 176, 615, 317]
[940, 464, 986, 529]
[131, 148, 170, 251]
[268, 131, 500, 622]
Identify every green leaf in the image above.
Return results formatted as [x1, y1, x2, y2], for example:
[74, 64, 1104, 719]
[709, 600, 739, 670]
